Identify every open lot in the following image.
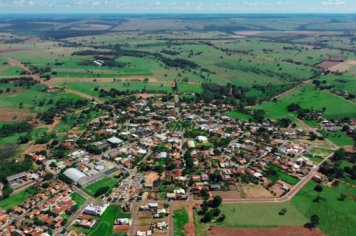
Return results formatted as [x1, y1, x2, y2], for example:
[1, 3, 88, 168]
[240, 184, 274, 199]
[0, 190, 30, 211]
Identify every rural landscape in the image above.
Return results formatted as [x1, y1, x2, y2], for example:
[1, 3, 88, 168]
[0, 12, 356, 236]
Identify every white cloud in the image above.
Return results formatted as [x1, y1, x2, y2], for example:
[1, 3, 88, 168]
[92, 2, 100, 6]
[28, 1, 33, 5]
[322, 0, 345, 4]
[156, 1, 160, 5]
[186, 2, 190, 5]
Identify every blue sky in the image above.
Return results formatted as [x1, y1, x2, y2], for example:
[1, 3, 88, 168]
[0, 0, 354, 13]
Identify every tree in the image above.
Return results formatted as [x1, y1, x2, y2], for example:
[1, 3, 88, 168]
[310, 133, 318, 140]
[314, 185, 323, 192]
[273, 98, 277, 103]
[43, 173, 54, 181]
[42, 182, 50, 188]
[203, 211, 213, 222]
[218, 214, 226, 222]
[202, 205, 209, 212]
[310, 214, 320, 227]
[212, 208, 221, 216]
[50, 162, 57, 168]
[280, 208, 287, 215]
[212, 195, 222, 207]
[201, 188, 209, 197]
[144, 78, 149, 82]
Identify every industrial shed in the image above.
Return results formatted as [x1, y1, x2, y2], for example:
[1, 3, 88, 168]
[63, 168, 86, 183]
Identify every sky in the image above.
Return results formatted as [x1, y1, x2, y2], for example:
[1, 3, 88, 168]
[0, 0, 354, 13]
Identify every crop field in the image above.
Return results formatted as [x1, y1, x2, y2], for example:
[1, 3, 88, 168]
[257, 83, 356, 120]
[82, 177, 118, 198]
[291, 181, 356, 236]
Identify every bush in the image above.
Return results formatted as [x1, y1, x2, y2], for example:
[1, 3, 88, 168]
[314, 185, 323, 192]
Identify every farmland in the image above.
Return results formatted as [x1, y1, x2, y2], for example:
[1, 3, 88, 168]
[257, 83, 356, 120]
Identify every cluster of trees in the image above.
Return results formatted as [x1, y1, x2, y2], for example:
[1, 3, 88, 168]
[0, 122, 32, 138]
[94, 186, 110, 197]
[29, 66, 51, 74]
[0, 156, 33, 183]
[160, 49, 180, 55]
[161, 58, 198, 69]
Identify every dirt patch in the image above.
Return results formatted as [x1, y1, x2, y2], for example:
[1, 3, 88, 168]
[345, 193, 356, 200]
[315, 61, 340, 70]
[134, 94, 156, 98]
[0, 68, 7, 72]
[341, 145, 356, 153]
[0, 108, 36, 122]
[208, 226, 326, 236]
[0, 49, 33, 54]
[270, 182, 292, 198]
[145, 171, 159, 184]
[184, 204, 196, 236]
[141, 192, 149, 201]
[241, 184, 274, 199]
[81, 214, 94, 220]
[113, 225, 130, 232]
[331, 180, 339, 187]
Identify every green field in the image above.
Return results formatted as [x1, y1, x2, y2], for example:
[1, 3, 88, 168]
[290, 181, 356, 236]
[319, 130, 355, 146]
[0, 190, 31, 211]
[58, 92, 91, 101]
[87, 205, 129, 236]
[173, 205, 189, 236]
[70, 192, 87, 207]
[82, 177, 118, 198]
[308, 156, 324, 164]
[227, 111, 254, 120]
[310, 147, 335, 157]
[268, 165, 300, 185]
[257, 83, 356, 120]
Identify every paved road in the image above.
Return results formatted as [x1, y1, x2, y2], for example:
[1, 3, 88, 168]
[168, 204, 173, 236]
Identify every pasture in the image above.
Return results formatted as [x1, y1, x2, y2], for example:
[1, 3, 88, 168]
[290, 181, 356, 236]
[257, 83, 356, 120]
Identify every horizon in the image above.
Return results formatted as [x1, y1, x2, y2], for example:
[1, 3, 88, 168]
[0, 0, 354, 14]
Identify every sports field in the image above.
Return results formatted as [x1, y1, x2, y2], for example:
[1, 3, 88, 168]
[82, 177, 118, 198]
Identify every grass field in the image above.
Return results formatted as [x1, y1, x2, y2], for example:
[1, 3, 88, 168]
[268, 165, 300, 185]
[310, 147, 335, 157]
[0, 190, 30, 211]
[227, 111, 254, 120]
[290, 180, 356, 236]
[82, 177, 118, 198]
[58, 92, 91, 101]
[257, 83, 356, 120]
[173, 205, 189, 236]
[308, 156, 324, 164]
[319, 130, 355, 146]
[70, 192, 87, 206]
[87, 205, 121, 236]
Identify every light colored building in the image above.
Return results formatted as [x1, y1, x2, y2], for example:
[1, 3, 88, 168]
[196, 136, 208, 143]
[83, 203, 109, 216]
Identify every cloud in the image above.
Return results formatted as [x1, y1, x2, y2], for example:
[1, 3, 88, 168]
[156, 1, 160, 5]
[321, 0, 345, 4]
[92, 2, 100, 6]
[28, 1, 33, 5]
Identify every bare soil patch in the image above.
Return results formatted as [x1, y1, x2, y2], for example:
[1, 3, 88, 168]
[345, 193, 356, 200]
[208, 226, 326, 236]
[134, 94, 156, 98]
[184, 204, 196, 236]
[241, 184, 273, 199]
[0, 68, 7, 72]
[315, 61, 340, 70]
[0, 108, 36, 122]
[145, 171, 159, 184]
[0, 49, 33, 54]
[341, 145, 356, 153]
[113, 225, 130, 232]
[329, 59, 356, 72]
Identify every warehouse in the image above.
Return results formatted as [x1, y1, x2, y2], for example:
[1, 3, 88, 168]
[77, 173, 106, 188]
[63, 168, 86, 183]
